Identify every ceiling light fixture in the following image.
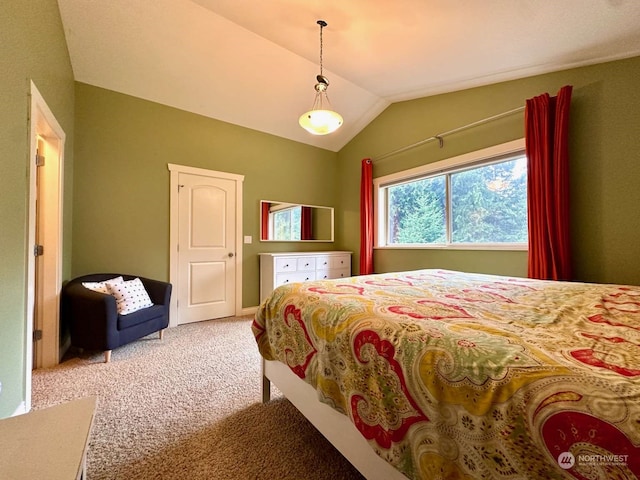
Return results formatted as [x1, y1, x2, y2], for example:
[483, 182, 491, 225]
[299, 20, 343, 136]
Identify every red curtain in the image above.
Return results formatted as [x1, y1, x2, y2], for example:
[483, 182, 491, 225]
[261, 202, 270, 240]
[525, 85, 573, 280]
[301, 206, 313, 240]
[360, 158, 374, 275]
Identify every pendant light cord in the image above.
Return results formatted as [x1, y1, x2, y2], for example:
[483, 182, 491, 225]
[318, 20, 327, 77]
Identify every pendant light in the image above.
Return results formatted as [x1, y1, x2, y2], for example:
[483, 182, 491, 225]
[299, 20, 343, 135]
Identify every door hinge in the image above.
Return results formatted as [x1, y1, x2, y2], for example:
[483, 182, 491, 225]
[34, 244, 44, 256]
[35, 153, 45, 167]
[33, 329, 43, 341]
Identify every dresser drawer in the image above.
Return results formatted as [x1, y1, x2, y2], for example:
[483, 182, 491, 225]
[315, 255, 332, 270]
[275, 257, 298, 273]
[317, 268, 350, 281]
[330, 254, 351, 270]
[332, 268, 350, 279]
[316, 270, 331, 281]
[297, 257, 316, 271]
[275, 272, 315, 288]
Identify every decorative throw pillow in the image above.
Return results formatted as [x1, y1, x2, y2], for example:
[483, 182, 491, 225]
[82, 276, 124, 294]
[106, 278, 154, 315]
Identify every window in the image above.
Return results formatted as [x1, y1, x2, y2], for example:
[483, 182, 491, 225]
[375, 139, 527, 249]
[270, 205, 302, 241]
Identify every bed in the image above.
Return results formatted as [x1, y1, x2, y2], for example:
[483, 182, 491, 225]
[252, 269, 640, 480]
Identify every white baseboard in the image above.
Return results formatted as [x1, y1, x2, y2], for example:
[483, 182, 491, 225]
[166, 306, 258, 328]
[239, 306, 258, 316]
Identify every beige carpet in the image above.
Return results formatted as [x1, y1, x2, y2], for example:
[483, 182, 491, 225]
[31, 316, 365, 480]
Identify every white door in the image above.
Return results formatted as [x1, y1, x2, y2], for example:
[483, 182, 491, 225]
[177, 172, 237, 323]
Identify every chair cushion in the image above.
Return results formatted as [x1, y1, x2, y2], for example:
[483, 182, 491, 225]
[82, 276, 124, 294]
[117, 304, 166, 330]
[107, 278, 153, 315]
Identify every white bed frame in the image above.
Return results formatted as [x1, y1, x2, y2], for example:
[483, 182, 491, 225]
[262, 359, 408, 480]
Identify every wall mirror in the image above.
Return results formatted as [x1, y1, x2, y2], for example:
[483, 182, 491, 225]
[260, 200, 334, 242]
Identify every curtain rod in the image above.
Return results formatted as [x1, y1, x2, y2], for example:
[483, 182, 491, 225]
[372, 105, 525, 162]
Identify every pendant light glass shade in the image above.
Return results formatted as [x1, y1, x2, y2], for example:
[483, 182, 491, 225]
[299, 108, 343, 135]
[299, 78, 343, 135]
[299, 20, 343, 135]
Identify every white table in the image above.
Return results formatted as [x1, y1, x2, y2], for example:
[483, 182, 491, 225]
[0, 396, 97, 479]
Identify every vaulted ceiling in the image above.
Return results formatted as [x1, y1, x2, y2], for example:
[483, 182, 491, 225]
[57, 0, 640, 151]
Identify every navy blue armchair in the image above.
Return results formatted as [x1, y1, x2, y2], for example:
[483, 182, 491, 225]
[62, 273, 172, 362]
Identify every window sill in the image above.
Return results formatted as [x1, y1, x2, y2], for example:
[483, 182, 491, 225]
[374, 244, 528, 251]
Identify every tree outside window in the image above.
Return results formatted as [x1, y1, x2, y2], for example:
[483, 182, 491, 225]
[384, 155, 527, 246]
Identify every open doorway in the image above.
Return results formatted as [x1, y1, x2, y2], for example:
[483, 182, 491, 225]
[24, 81, 65, 411]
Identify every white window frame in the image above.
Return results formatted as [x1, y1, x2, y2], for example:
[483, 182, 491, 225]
[373, 138, 527, 250]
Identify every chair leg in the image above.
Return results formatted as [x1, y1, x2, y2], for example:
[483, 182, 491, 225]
[159, 329, 165, 340]
[104, 350, 112, 363]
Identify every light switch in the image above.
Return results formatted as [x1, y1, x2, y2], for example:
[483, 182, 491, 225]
[244, 235, 252, 244]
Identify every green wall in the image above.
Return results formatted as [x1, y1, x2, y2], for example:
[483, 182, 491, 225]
[72, 83, 339, 308]
[337, 56, 640, 286]
[0, 0, 75, 417]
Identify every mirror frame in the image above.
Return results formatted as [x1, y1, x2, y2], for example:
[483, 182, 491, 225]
[260, 200, 334, 242]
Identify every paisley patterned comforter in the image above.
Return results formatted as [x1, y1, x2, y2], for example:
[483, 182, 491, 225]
[252, 270, 640, 480]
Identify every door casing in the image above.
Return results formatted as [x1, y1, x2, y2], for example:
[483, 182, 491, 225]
[24, 81, 65, 412]
[168, 163, 244, 327]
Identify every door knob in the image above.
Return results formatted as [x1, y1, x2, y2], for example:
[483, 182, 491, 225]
[228, 252, 234, 258]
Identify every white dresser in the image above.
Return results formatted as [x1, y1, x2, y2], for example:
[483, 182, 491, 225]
[259, 251, 352, 302]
